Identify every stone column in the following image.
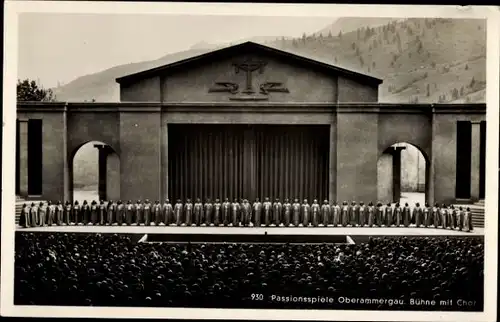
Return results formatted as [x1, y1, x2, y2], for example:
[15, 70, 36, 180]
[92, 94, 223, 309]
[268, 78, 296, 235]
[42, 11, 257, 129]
[94, 144, 110, 201]
[470, 121, 481, 201]
[391, 146, 406, 203]
[19, 120, 29, 197]
[328, 123, 337, 203]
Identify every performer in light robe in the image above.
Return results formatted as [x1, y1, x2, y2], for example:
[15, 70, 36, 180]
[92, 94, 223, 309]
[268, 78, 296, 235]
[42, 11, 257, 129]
[321, 200, 330, 227]
[440, 204, 448, 229]
[20, 204, 29, 228]
[311, 199, 320, 227]
[455, 206, 463, 231]
[64, 201, 72, 225]
[252, 198, 262, 227]
[90, 200, 98, 225]
[301, 199, 311, 226]
[39, 201, 48, 226]
[283, 199, 292, 227]
[384, 203, 393, 227]
[272, 198, 283, 226]
[292, 199, 301, 227]
[56, 201, 64, 226]
[340, 201, 349, 227]
[222, 198, 231, 227]
[350, 201, 359, 227]
[263, 197, 272, 227]
[231, 198, 241, 226]
[105, 200, 114, 225]
[431, 203, 440, 228]
[241, 199, 252, 227]
[73, 201, 82, 225]
[134, 200, 143, 225]
[81, 200, 90, 225]
[193, 198, 203, 226]
[358, 202, 366, 227]
[213, 199, 222, 226]
[413, 203, 423, 227]
[367, 202, 375, 227]
[393, 203, 402, 227]
[204, 199, 214, 226]
[402, 203, 411, 227]
[184, 199, 193, 226]
[423, 203, 431, 228]
[332, 201, 341, 227]
[153, 200, 162, 225]
[163, 199, 173, 226]
[173, 200, 183, 226]
[463, 207, 473, 232]
[47, 201, 55, 226]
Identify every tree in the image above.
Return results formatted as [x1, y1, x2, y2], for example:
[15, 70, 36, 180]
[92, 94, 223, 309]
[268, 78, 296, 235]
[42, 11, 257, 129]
[426, 83, 430, 97]
[465, 64, 469, 70]
[337, 30, 341, 39]
[17, 79, 56, 102]
[328, 30, 333, 38]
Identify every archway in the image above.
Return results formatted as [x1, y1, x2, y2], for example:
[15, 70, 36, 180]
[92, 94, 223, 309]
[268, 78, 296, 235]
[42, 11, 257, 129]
[71, 141, 120, 203]
[377, 142, 429, 206]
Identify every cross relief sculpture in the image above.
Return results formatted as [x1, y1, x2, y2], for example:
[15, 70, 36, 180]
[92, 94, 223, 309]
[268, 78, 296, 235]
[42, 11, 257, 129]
[208, 58, 289, 98]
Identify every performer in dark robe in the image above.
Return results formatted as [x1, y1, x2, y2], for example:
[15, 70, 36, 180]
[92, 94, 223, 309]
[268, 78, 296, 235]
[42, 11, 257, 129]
[142, 199, 150, 226]
[367, 202, 375, 227]
[282, 199, 292, 227]
[163, 199, 173, 226]
[47, 201, 55, 226]
[375, 203, 384, 227]
[56, 201, 64, 226]
[64, 201, 72, 225]
[173, 200, 183, 226]
[292, 199, 301, 227]
[272, 198, 283, 226]
[90, 200, 98, 225]
[231, 199, 241, 226]
[413, 203, 423, 227]
[73, 201, 81, 225]
[97, 200, 106, 225]
[440, 204, 448, 229]
[133, 200, 142, 225]
[184, 199, 193, 226]
[29, 202, 38, 227]
[448, 205, 456, 229]
[106, 200, 115, 225]
[20, 204, 29, 228]
[384, 203, 393, 227]
[125, 201, 134, 226]
[252, 198, 262, 227]
[193, 198, 203, 226]
[81, 200, 90, 225]
[311, 199, 320, 227]
[222, 198, 231, 226]
[263, 197, 272, 227]
[340, 201, 349, 227]
[320, 200, 330, 227]
[156, 200, 165, 225]
[213, 199, 222, 226]
[358, 202, 366, 227]
[402, 203, 411, 227]
[423, 203, 431, 228]
[455, 206, 463, 230]
[393, 203, 401, 227]
[241, 199, 252, 227]
[301, 199, 311, 227]
[350, 201, 359, 227]
[204, 199, 213, 226]
[116, 201, 125, 226]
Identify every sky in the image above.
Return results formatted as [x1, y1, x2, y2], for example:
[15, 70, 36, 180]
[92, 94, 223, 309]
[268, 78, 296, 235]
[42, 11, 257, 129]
[18, 13, 336, 88]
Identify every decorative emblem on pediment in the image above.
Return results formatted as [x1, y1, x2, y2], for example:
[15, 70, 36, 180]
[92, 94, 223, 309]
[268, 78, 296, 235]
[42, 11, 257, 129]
[208, 58, 289, 101]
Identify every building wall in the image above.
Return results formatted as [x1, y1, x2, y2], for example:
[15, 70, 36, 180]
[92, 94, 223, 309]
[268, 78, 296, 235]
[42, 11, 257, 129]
[120, 76, 161, 102]
[161, 52, 342, 103]
[119, 111, 162, 202]
[336, 112, 379, 203]
[377, 153, 393, 204]
[337, 76, 378, 103]
[106, 152, 120, 201]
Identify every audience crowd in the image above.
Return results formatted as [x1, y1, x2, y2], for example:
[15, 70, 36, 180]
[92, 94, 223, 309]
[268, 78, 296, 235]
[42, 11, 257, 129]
[19, 198, 474, 231]
[15, 233, 483, 310]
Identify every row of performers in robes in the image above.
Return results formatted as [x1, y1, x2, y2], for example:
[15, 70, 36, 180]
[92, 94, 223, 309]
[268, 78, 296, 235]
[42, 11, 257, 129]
[19, 199, 474, 232]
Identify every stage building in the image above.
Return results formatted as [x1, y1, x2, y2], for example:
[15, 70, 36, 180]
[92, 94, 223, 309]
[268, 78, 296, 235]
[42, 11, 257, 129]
[15, 42, 486, 206]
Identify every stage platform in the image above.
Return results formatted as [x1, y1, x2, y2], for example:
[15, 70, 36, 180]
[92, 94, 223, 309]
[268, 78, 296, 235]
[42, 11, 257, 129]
[15, 224, 484, 237]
